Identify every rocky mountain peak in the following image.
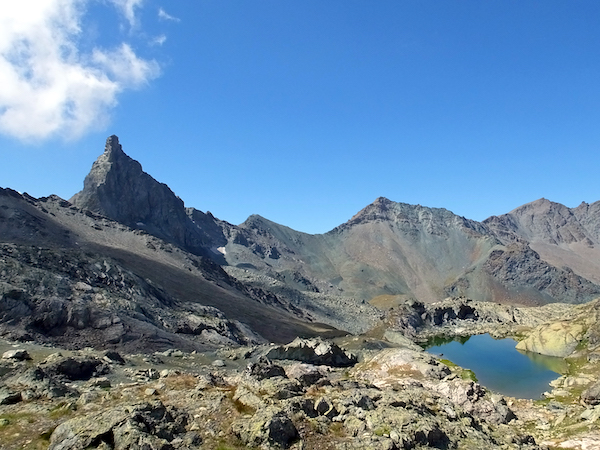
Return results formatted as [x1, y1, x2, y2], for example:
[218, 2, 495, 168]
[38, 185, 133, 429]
[70, 135, 166, 223]
[372, 196, 392, 209]
[345, 197, 474, 233]
[70, 135, 225, 259]
[104, 135, 124, 157]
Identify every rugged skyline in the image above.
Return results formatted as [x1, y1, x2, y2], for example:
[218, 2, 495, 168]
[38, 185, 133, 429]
[71, 136, 600, 311]
[2, 2, 600, 234]
[1, 134, 599, 353]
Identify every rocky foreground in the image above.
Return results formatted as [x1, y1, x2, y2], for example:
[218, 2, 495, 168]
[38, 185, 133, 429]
[2, 298, 600, 450]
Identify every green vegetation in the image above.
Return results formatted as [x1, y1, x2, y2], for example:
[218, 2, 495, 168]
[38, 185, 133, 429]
[460, 369, 478, 382]
[439, 358, 478, 381]
[48, 402, 75, 420]
[439, 358, 457, 368]
[373, 425, 391, 437]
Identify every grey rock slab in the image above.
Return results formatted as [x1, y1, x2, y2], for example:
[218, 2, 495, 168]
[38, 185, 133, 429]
[2, 349, 31, 361]
[266, 337, 357, 367]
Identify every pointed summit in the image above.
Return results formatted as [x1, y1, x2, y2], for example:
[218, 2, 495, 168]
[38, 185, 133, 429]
[70, 135, 224, 258]
[105, 134, 122, 153]
[102, 135, 130, 161]
[70, 135, 165, 225]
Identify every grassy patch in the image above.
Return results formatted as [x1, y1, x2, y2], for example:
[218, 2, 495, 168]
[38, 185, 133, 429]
[330, 421, 345, 437]
[215, 444, 234, 450]
[48, 402, 75, 420]
[164, 373, 198, 390]
[373, 425, 391, 436]
[231, 398, 257, 415]
[439, 358, 457, 368]
[0, 412, 50, 450]
[460, 369, 478, 382]
[439, 358, 477, 381]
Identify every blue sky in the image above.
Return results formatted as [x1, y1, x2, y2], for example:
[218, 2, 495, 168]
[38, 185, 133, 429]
[1, 1, 599, 234]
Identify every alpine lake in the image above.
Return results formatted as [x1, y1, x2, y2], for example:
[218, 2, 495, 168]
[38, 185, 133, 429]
[425, 333, 567, 399]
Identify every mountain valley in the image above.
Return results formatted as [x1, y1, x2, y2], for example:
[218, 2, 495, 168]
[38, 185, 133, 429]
[1, 135, 600, 449]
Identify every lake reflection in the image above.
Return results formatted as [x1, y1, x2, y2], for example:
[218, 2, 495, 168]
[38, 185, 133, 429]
[425, 334, 567, 399]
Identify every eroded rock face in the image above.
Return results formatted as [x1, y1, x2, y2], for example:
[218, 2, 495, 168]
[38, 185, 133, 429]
[49, 400, 193, 450]
[231, 406, 299, 448]
[0, 243, 265, 352]
[70, 136, 223, 260]
[266, 337, 358, 367]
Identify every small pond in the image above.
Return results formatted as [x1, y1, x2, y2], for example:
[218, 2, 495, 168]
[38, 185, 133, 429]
[425, 334, 568, 399]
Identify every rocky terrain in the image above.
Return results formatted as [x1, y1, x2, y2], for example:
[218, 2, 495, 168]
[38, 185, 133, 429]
[0, 187, 341, 352]
[3, 296, 600, 450]
[2, 134, 600, 448]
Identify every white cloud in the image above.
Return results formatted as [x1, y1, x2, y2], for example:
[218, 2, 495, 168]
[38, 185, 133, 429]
[151, 34, 167, 46]
[110, 0, 144, 28]
[0, 0, 159, 141]
[158, 7, 179, 22]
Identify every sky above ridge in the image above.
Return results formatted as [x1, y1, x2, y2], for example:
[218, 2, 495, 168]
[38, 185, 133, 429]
[1, 1, 599, 234]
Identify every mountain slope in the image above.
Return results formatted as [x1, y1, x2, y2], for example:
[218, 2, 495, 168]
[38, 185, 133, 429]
[0, 187, 341, 351]
[484, 198, 600, 285]
[7, 135, 599, 349]
[222, 197, 600, 307]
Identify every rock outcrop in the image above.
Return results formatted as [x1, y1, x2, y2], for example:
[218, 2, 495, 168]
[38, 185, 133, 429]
[266, 337, 358, 367]
[3, 329, 597, 449]
[384, 296, 574, 343]
[49, 400, 194, 450]
[515, 322, 585, 357]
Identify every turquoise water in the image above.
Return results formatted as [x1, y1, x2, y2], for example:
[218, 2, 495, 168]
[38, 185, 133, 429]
[425, 334, 567, 399]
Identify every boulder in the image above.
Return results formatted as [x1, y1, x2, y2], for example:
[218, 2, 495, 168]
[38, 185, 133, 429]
[42, 355, 110, 381]
[383, 330, 425, 351]
[245, 356, 287, 380]
[2, 349, 31, 361]
[49, 400, 190, 450]
[8, 367, 76, 399]
[353, 348, 451, 387]
[284, 363, 327, 387]
[0, 386, 22, 405]
[102, 350, 126, 365]
[232, 406, 298, 448]
[516, 321, 584, 357]
[266, 338, 357, 367]
[432, 380, 516, 425]
[582, 380, 600, 405]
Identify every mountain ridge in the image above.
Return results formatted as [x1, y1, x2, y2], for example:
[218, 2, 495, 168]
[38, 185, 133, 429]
[2, 135, 599, 350]
[67, 136, 600, 311]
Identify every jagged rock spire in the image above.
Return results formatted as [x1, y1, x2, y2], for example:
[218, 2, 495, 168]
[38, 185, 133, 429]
[70, 136, 225, 259]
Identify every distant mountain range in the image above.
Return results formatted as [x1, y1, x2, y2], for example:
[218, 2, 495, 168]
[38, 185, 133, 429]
[1, 135, 599, 350]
